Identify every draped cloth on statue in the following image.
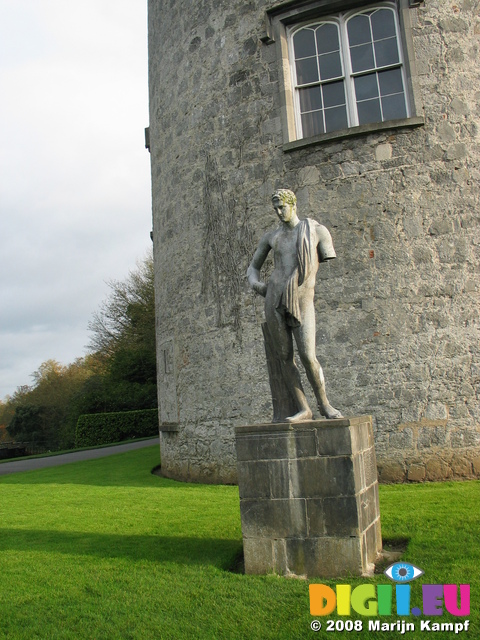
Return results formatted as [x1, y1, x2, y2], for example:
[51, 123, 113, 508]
[276, 218, 317, 328]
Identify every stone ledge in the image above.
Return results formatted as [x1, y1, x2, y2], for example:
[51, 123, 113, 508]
[158, 423, 179, 432]
[235, 415, 371, 434]
[283, 117, 425, 152]
[235, 416, 374, 466]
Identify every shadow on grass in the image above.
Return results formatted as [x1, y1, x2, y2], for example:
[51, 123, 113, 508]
[0, 528, 242, 568]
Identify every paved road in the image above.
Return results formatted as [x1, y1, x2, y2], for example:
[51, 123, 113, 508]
[0, 437, 160, 476]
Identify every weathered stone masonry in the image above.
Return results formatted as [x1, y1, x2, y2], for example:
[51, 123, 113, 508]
[148, 0, 479, 484]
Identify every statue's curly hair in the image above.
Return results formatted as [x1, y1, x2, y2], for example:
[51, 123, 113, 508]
[272, 189, 296, 206]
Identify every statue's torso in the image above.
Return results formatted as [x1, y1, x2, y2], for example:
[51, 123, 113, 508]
[267, 223, 318, 306]
[271, 223, 318, 277]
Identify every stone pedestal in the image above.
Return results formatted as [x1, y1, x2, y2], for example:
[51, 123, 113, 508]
[234, 416, 381, 578]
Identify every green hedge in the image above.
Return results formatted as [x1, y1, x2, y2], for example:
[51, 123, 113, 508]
[75, 408, 158, 448]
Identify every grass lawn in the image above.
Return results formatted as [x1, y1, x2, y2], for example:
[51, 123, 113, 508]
[0, 446, 477, 639]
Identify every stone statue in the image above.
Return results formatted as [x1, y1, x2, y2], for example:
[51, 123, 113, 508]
[247, 189, 343, 423]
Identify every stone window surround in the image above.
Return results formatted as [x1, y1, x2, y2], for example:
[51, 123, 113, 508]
[262, 0, 425, 151]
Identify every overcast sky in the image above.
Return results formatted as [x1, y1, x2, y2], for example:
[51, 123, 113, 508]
[0, 1, 152, 400]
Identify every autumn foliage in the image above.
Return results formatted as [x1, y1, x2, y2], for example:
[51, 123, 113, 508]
[1, 254, 157, 452]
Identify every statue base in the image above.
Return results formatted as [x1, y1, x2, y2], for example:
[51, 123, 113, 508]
[234, 416, 381, 578]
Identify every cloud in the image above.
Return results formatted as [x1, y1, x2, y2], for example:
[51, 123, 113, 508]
[0, 0, 152, 399]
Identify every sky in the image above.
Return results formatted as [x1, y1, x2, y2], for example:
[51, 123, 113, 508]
[0, 1, 152, 400]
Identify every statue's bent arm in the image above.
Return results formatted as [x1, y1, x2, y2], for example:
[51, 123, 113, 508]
[247, 232, 272, 298]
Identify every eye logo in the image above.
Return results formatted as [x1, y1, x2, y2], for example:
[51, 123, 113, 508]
[384, 562, 424, 583]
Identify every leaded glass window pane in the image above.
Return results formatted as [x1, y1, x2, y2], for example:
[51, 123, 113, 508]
[381, 94, 407, 120]
[299, 86, 323, 113]
[378, 68, 404, 96]
[293, 28, 316, 59]
[374, 37, 399, 68]
[350, 43, 375, 73]
[325, 106, 348, 132]
[318, 51, 343, 80]
[357, 98, 382, 125]
[315, 23, 340, 55]
[371, 8, 396, 40]
[354, 74, 379, 101]
[347, 14, 372, 46]
[296, 57, 319, 85]
[322, 81, 346, 108]
[301, 111, 325, 137]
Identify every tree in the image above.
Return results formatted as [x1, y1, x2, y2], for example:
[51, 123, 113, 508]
[3, 252, 157, 453]
[6, 356, 104, 451]
[87, 253, 155, 358]
[85, 252, 157, 412]
[0, 399, 15, 440]
[7, 405, 44, 444]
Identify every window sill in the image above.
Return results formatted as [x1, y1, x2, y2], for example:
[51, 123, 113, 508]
[282, 115, 424, 152]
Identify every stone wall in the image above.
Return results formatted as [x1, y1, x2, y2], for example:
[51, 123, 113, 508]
[148, 0, 479, 484]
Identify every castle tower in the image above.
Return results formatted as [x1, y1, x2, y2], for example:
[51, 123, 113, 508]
[148, 0, 479, 484]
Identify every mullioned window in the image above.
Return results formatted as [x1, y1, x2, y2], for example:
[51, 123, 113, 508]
[263, 0, 424, 149]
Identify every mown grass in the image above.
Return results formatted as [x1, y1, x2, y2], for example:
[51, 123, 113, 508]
[0, 447, 478, 639]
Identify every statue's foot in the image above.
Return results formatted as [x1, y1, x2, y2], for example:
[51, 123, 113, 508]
[286, 409, 313, 423]
[320, 404, 343, 419]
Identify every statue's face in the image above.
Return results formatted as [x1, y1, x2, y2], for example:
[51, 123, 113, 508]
[273, 197, 296, 224]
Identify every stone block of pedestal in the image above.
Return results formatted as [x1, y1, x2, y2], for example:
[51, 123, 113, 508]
[234, 416, 381, 578]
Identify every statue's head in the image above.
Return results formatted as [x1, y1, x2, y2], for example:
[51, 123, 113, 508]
[271, 189, 296, 207]
[272, 189, 297, 225]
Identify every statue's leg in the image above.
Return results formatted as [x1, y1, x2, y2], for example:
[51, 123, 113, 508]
[293, 304, 343, 419]
[265, 306, 312, 422]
